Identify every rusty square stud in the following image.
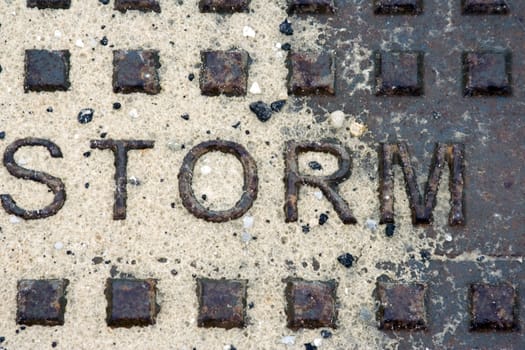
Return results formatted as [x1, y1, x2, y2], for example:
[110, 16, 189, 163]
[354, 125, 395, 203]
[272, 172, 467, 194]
[376, 282, 427, 330]
[113, 50, 161, 95]
[114, 0, 161, 13]
[285, 278, 338, 330]
[470, 283, 518, 331]
[287, 51, 335, 96]
[106, 278, 159, 328]
[374, 51, 424, 96]
[463, 51, 511, 97]
[199, 0, 250, 13]
[27, 0, 71, 9]
[197, 278, 247, 329]
[462, 0, 509, 15]
[373, 0, 423, 15]
[199, 50, 250, 96]
[16, 279, 69, 326]
[287, 0, 336, 14]
[24, 50, 70, 92]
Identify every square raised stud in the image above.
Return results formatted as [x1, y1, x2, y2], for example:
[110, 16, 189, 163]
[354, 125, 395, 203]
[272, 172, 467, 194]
[200, 50, 250, 97]
[373, 0, 422, 15]
[376, 282, 427, 330]
[287, 51, 335, 96]
[470, 283, 518, 331]
[287, 0, 336, 14]
[24, 50, 70, 92]
[106, 278, 159, 328]
[374, 51, 424, 96]
[197, 278, 247, 329]
[199, 0, 250, 13]
[27, 0, 71, 9]
[285, 278, 338, 330]
[113, 50, 161, 95]
[463, 51, 511, 96]
[17, 279, 69, 326]
[114, 0, 161, 13]
[462, 0, 509, 15]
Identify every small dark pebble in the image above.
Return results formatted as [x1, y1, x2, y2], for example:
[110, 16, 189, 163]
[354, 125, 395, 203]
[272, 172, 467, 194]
[201, 194, 207, 201]
[171, 269, 178, 276]
[77, 108, 94, 124]
[279, 18, 294, 35]
[302, 224, 310, 233]
[0, 131, 5, 140]
[83, 151, 91, 158]
[100, 132, 107, 139]
[321, 330, 332, 339]
[84, 182, 90, 189]
[99, 0, 109, 4]
[66, 250, 74, 255]
[476, 255, 485, 262]
[181, 113, 190, 120]
[385, 223, 396, 237]
[46, 107, 53, 113]
[52, 341, 58, 348]
[337, 253, 354, 268]
[188, 73, 195, 81]
[232, 121, 241, 129]
[308, 161, 323, 170]
[0, 336, 5, 343]
[248, 302, 255, 309]
[305, 344, 317, 350]
[100, 36, 108, 46]
[157, 257, 168, 263]
[230, 346, 237, 350]
[420, 249, 431, 262]
[281, 43, 291, 51]
[249, 101, 273, 122]
[112, 102, 121, 110]
[319, 213, 328, 225]
[270, 99, 286, 112]
[92, 256, 103, 265]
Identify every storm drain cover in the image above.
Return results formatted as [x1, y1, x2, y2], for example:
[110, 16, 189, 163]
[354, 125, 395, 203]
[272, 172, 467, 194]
[0, 1, 523, 349]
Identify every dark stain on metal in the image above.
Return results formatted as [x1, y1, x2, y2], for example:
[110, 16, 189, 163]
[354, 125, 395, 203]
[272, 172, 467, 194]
[178, 140, 258, 223]
[284, 278, 338, 330]
[378, 142, 465, 226]
[284, 140, 356, 224]
[113, 50, 161, 95]
[463, 51, 512, 97]
[199, 0, 250, 13]
[470, 283, 519, 331]
[287, 51, 335, 96]
[90, 139, 155, 220]
[373, 0, 422, 15]
[114, 0, 161, 13]
[24, 50, 70, 92]
[375, 282, 427, 331]
[197, 278, 247, 329]
[287, 0, 335, 14]
[199, 50, 250, 96]
[374, 51, 424, 96]
[462, 0, 509, 15]
[27, 0, 71, 9]
[1, 138, 66, 220]
[16, 279, 69, 326]
[106, 278, 159, 328]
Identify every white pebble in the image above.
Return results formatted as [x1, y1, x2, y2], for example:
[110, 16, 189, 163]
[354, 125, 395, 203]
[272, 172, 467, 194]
[200, 165, 212, 175]
[349, 121, 367, 137]
[243, 216, 254, 229]
[313, 338, 322, 347]
[241, 231, 251, 243]
[275, 42, 282, 50]
[313, 191, 323, 200]
[281, 336, 295, 345]
[330, 110, 345, 128]
[445, 233, 453, 242]
[75, 39, 84, 48]
[9, 216, 20, 224]
[129, 109, 138, 118]
[249, 82, 261, 94]
[54, 242, 64, 250]
[366, 219, 378, 231]
[242, 26, 256, 38]
[54, 30, 62, 38]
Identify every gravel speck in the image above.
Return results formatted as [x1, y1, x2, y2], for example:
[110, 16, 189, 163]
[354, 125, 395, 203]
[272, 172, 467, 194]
[337, 253, 354, 268]
[279, 19, 294, 36]
[270, 99, 286, 112]
[319, 213, 328, 225]
[249, 101, 273, 122]
[308, 161, 322, 170]
[385, 223, 396, 237]
[77, 108, 94, 124]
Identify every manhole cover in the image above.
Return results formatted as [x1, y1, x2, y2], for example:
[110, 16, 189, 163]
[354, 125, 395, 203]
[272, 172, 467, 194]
[0, 1, 523, 349]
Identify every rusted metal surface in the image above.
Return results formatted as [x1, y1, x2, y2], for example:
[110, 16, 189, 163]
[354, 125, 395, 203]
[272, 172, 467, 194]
[178, 140, 258, 223]
[470, 283, 518, 331]
[374, 51, 424, 96]
[199, 50, 250, 97]
[27, 0, 71, 9]
[24, 50, 70, 92]
[373, 0, 423, 15]
[198, 0, 250, 13]
[463, 51, 512, 96]
[16, 279, 69, 326]
[286, 51, 335, 96]
[462, 0, 509, 14]
[106, 278, 159, 328]
[114, 0, 161, 13]
[284, 278, 338, 330]
[375, 282, 427, 330]
[287, 0, 335, 14]
[112, 50, 161, 95]
[196, 278, 247, 329]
